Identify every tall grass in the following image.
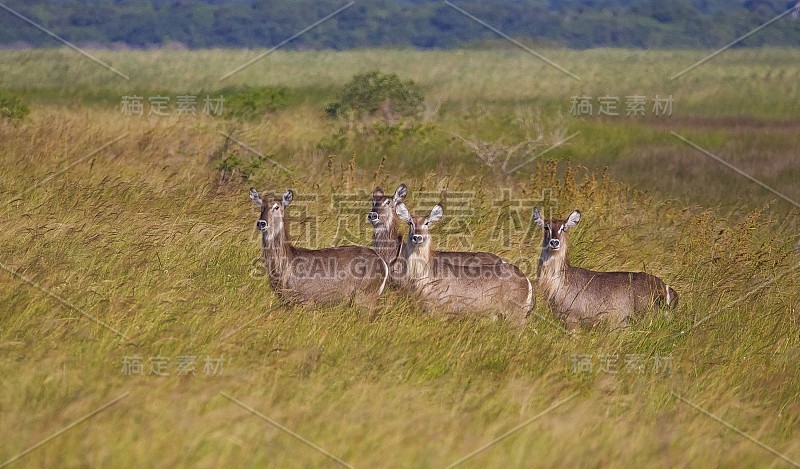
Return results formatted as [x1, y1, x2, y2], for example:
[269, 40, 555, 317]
[3, 48, 798, 211]
[0, 49, 799, 467]
[2, 48, 800, 118]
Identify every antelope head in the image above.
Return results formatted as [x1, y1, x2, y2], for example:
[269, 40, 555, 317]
[396, 203, 443, 252]
[533, 208, 580, 261]
[250, 188, 293, 243]
[368, 183, 407, 228]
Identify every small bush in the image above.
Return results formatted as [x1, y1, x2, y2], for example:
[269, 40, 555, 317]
[326, 70, 424, 122]
[215, 86, 289, 121]
[216, 151, 273, 184]
[0, 91, 30, 122]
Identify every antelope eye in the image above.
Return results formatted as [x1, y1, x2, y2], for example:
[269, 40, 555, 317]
[272, 204, 279, 211]
[383, 199, 391, 206]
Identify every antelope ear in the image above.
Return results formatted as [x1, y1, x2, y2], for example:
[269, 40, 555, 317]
[281, 189, 294, 207]
[427, 204, 444, 224]
[372, 186, 385, 199]
[564, 210, 581, 230]
[393, 183, 408, 205]
[395, 203, 412, 224]
[249, 188, 263, 206]
[532, 207, 545, 227]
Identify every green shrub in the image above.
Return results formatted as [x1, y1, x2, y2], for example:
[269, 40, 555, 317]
[215, 86, 289, 121]
[216, 151, 273, 183]
[325, 70, 424, 121]
[0, 91, 30, 122]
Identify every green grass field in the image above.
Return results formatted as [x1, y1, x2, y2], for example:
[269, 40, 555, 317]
[1, 48, 799, 468]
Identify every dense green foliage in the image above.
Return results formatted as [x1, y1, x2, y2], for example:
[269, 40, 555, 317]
[325, 70, 424, 120]
[0, 90, 29, 122]
[217, 86, 289, 121]
[1, 0, 800, 49]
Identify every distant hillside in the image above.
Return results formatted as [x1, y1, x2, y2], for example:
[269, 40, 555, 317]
[1, 0, 799, 49]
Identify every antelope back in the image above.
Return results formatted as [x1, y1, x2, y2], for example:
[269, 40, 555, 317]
[396, 203, 533, 320]
[532, 207, 676, 327]
[250, 188, 389, 305]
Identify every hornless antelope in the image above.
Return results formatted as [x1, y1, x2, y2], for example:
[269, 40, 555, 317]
[369, 184, 504, 284]
[395, 203, 534, 326]
[250, 188, 389, 308]
[533, 208, 678, 328]
[368, 184, 408, 268]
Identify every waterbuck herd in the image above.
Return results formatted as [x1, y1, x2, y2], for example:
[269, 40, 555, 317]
[250, 184, 678, 329]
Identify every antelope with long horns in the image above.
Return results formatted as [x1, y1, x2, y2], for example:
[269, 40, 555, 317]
[250, 188, 389, 308]
[395, 203, 534, 325]
[533, 208, 678, 328]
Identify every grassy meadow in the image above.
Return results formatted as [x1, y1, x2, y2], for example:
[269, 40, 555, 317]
[0, 48, 799, 467]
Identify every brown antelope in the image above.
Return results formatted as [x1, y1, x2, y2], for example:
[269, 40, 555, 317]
[250, 188, 388, 308]
[370, 185, 504, 283]
[533, 208, 678, 328]
[395, 203, 533, 325]
[368, 184, 408, 268]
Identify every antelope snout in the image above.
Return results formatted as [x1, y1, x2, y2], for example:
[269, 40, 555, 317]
[367, 212, 378, 223]
[256, 220, 267, 231]
[549, 239, 560, 249]
[412, 234, 424, 244]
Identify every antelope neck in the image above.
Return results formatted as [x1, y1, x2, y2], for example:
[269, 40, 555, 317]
[538, 241, 570, 299]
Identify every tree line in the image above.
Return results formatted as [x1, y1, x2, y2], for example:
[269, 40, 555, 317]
[1, 0, 799, 49]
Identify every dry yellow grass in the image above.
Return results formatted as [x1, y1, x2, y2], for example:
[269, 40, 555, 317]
[0, 49, 799, 467]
